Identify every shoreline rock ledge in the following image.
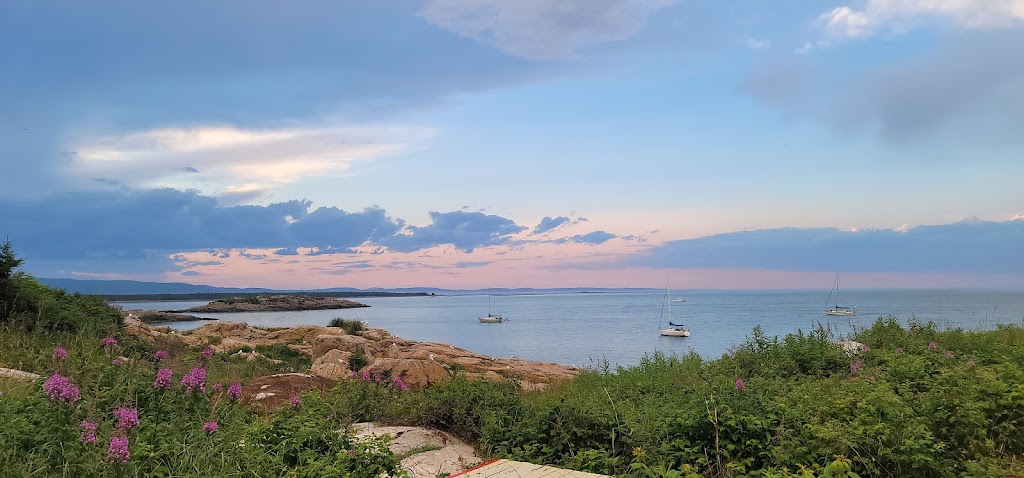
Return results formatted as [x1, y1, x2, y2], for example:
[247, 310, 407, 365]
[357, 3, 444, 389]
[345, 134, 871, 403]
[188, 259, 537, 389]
[168, 295, 369, 313]
[123, 316, 580, 391]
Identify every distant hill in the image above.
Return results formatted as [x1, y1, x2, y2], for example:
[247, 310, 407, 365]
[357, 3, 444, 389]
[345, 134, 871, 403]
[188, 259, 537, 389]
[38, 278, 276, 295]
[38, 278, 657, 296]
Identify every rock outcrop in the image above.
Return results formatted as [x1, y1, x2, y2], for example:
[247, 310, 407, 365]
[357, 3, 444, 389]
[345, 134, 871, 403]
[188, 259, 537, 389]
[353, 423, 482, 478]
[174, 295, 368, 313]
[123, 316, 580, 390]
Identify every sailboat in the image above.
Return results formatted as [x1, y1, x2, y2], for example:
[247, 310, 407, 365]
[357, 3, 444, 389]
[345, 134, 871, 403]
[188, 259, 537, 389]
[479, 292, 504, 323]
[825, 274, 856, 316]
[659, 279, 690, 337]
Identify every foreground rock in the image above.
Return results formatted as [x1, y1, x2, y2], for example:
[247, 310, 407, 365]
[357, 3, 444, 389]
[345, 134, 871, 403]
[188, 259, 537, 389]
[123, 316, 580, 391]
[353, 423, 482, 478]
[172, 295, 368, 313]
[0, 368, 41, 381]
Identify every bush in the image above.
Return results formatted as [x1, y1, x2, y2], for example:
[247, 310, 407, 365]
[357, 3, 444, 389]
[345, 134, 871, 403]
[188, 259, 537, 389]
[328, 317, 366, 335]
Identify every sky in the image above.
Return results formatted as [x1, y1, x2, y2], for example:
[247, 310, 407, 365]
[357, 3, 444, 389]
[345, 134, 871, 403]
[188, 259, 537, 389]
[2, 0, 1023, 290]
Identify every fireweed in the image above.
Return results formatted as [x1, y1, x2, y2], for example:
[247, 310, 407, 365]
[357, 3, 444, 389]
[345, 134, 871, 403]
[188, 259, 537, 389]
[107, 436, 130, 464]
[181, 367, 208, 394]
[153, 368, 173, 389]
[42, 373, 80, 403]
[227, 383, 242, 400]
[113, 407, 140, 430]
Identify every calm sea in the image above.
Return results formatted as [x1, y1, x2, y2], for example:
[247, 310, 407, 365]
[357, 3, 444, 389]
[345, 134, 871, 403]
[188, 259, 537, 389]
[117, 290, 1024, 368]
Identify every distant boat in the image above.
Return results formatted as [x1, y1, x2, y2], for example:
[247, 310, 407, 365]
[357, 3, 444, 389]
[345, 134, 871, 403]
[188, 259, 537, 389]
[659, 279, 690, 337]
[479, 292, 505, 323]
[825, 274, 856, 316]
[478, 314, 504, 323]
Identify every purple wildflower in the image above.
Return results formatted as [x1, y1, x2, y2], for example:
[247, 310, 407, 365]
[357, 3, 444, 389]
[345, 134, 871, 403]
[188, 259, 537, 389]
[361, 370, 371, 382]
[203, 421, 219, 434]
[213, 382, 223, 392]
[80, 421, 98, 444]
[290, 394, 302, 408]
[154, 368, 173, 389]
[860, 343, 869, 352]
[53, 346, 68, 361]
[945, 351, 954, 359]
[373, 373, 382, 383]
[201, 347, 213, 359]
[43, 373, 80, 403]
[850, 359, 864, 373]
[735, 377, 745, 391]
[113, 407, 140, 430]
[107, 436, 130, 464]
[393, 375, 409, 392]
[895, 347, 904, 354]
[180, 367, 208, 394]
[227, 383, 242, 400]
[112, 356, 127, 366]
[154, 350, 168, 361]
[928, 341, 938, 350]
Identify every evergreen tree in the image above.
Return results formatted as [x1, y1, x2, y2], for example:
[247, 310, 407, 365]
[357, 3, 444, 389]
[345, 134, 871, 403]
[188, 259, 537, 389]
[0, 239, 24, 281]
[1, 238, 24, 317]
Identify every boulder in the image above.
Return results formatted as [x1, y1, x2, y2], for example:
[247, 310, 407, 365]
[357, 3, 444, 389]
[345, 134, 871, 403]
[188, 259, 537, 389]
[312, 349, 354, 381]
[362, 358, 450, 389]
[353, 423, 482, 478]
[312, 334, 374, 358]
[0, 368, 41, 381]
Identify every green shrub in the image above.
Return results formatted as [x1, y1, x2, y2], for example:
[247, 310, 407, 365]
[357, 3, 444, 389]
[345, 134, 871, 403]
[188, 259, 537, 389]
[328, 317, 366, 334]
[349, 348, 369, 372]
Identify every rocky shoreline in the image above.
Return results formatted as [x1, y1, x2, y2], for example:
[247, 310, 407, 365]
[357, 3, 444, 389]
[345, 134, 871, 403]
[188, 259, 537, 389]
[166, 295, 370, 313]
[123, 315, 580, 391]
[123, 309, 218, 323]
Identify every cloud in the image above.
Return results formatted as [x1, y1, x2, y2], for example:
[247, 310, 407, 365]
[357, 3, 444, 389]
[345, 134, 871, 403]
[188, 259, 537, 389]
[420, 0, 678, 59]
[382, 211, 527, 253]
[69, 124, 423, 196]
[635, 219, 1024, 274]
[532, 216, 575, 234]
[0, 1, 554, 199]
[817, 0, 1024, 39]
[569, 230, 617, 245]
[744, 30, 1024, 144]
[745, 38, 771, 49]
[454, 261, 491, 268]
[0, 187, 531, 261]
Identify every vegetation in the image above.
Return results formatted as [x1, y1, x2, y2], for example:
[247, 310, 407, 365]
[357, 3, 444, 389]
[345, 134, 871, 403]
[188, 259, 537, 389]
[329, 317, 367, 335]
[2, 241, 1022, 477]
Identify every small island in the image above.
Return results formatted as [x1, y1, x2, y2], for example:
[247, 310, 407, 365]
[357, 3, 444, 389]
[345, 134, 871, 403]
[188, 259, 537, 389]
[167, 295, 370, 313]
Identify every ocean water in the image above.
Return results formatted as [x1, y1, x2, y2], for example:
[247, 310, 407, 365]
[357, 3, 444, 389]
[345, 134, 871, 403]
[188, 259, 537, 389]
[117, 289, 1024, 368]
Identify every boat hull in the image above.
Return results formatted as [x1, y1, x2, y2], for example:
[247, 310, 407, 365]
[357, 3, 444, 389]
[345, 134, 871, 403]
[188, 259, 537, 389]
[826, 309, 856, 316]
[479, 316, 504, 323]
[659, 328, 690, 337]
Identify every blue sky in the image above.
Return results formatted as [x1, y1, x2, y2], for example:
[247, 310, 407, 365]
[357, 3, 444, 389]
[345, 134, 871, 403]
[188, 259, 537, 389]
[2, 0, 1022, 289]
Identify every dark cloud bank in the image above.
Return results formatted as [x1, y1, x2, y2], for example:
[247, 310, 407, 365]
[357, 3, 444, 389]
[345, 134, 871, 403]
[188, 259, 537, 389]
[637, 219, 1024, 274]
[0, 188, 592, 260]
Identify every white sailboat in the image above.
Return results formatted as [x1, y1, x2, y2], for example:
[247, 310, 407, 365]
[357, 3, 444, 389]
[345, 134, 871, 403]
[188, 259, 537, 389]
[659, 279, 690, 337]
[479, 292, 504, 323]
[825, 274, 856, 316]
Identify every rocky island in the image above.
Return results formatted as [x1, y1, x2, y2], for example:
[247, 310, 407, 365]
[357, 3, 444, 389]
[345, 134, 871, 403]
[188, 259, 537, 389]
[168, 294, 370, 313]
[122, 309, 218, 323]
